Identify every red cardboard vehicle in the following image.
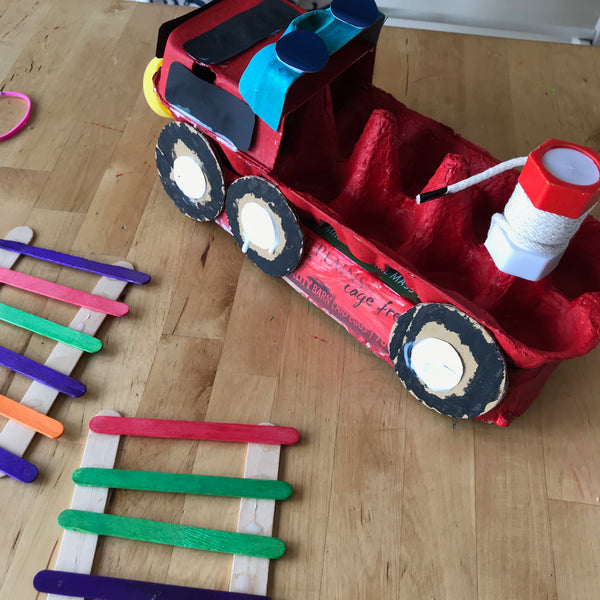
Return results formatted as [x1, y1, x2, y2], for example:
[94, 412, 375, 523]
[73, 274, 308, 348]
[144, 0, 600, 425]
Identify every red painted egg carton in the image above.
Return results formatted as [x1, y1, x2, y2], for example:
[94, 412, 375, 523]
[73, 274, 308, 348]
[145, 0, 600, 424]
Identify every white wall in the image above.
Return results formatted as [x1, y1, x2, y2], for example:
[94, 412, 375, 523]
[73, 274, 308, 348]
[379, 0, 600, 44]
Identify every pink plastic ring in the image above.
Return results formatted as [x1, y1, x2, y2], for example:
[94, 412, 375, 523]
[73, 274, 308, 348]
[0, 91, 32, 142]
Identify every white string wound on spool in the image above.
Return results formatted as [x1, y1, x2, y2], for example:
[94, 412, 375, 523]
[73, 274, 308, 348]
[485, 139, 600, 281]
[493, 184, 591, 256]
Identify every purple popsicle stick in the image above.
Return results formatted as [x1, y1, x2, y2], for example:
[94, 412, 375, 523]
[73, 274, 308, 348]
[0, 345, 86, 397]
[33, 570, 271, 600]
[0, 446, 37, 482]
[0, 240, 151, 285]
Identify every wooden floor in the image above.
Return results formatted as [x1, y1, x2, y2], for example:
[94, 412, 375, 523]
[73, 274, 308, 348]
[1, 1, 600, 598]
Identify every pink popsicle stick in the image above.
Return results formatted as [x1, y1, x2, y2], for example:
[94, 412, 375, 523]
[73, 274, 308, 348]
[0, 266, 129, 316]
[89, 417, 300, 445]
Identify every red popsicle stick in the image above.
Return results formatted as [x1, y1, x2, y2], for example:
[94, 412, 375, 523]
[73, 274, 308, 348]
[89, 417, 300, 445]
[0, 266, 129, 316]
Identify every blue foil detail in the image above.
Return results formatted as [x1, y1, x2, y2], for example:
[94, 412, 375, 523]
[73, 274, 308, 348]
[239, 5, 383, 131]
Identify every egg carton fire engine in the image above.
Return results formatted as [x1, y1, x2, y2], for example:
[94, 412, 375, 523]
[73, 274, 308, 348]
[143, 0, 600, 425]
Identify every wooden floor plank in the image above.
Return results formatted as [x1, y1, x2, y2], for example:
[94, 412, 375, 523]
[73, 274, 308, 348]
[542, 348, 600, 505]
[161, 224, 245, 341]
[320, 342, 406, 600]
[270, 295, 346, 600]
[475, 406, 557, 599]
[399, 404, 478, 599]
[550, 499, 600, 600]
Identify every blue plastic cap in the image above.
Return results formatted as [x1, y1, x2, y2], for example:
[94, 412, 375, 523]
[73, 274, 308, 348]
[275, 29, 329, 73]
[330, 0, 380, 28]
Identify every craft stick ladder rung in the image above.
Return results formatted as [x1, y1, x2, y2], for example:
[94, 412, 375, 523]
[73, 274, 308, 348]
[34, 412, 299, 599]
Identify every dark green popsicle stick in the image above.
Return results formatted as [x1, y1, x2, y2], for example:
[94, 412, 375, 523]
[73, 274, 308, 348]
[58, 510, 286, 559]
[73, 468, 292, 500]
[0, 302, 102, 353]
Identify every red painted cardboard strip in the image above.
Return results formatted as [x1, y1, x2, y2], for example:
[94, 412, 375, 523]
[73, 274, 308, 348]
[89, 417, 300, 445]
[0, 266, 129, 316]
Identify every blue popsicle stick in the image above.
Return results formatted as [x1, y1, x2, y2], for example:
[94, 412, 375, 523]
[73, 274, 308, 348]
[0, 240, 151, 285]
[0, 446, 37, 482]
[33, 570, 271, 599]
[0, 345, 86, 397]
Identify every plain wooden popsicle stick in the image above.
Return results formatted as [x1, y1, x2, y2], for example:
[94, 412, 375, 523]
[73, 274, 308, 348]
[0, 302, 103, 353]
[48, 409, 122, 600]
[72, 468, 292, 499]
[230, 424, 282, 596]
[0, 265, 130, 316]
[88, 417, 300, 445]
[58, 510, 286, 559]
[0, 267, 130, 471]
[0, 393, 64, 438]
[0, 239, 151, 284]
[0, 227, 34, 268]
[0, 344, 86, 397]
[34, 570, 270, 600]
[0, 445, 38, 482]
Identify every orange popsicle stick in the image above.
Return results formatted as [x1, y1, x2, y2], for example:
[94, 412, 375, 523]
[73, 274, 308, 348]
[0, 394, 64, 438]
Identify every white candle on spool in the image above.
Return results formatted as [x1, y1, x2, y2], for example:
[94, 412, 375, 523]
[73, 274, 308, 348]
[542, 147, 600, 187]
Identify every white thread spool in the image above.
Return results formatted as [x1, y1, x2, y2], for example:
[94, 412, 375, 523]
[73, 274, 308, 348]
[485, 183, 592, 281]
[485, 140, 600, 281]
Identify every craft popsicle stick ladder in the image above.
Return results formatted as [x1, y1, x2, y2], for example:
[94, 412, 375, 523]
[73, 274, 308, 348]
[0, 226, 149, 482]
[34, 414, 300, 599]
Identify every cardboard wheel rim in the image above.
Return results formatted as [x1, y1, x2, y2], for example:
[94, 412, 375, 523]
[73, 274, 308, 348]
[389, 303, 507, 419]
[226, 176, 304, 276]
[156, 121, 225, 222]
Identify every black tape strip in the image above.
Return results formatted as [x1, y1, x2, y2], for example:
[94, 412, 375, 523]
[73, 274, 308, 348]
[184, 0, 299, 65]
[165, 62, 255, 152]
[155, 0, 225, 59]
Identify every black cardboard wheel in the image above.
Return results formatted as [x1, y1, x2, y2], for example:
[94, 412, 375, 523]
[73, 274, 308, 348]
[389, 303, 507, 419]
[226, 176, 303, 276]
[156, 121, 225, 222]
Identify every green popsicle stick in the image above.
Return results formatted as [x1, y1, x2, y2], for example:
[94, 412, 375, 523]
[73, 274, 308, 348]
[58, 510, 286, 559]
[0, 302, 102, 353]
[73, 468, 293, 500]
